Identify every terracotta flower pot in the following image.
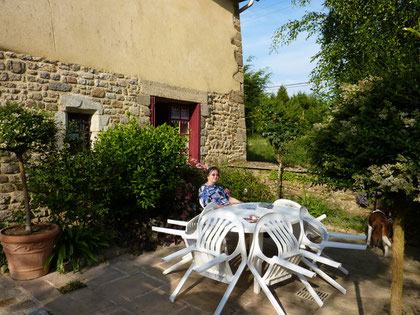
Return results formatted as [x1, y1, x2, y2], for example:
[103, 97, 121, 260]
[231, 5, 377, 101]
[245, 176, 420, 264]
[0, 223, 59, 280]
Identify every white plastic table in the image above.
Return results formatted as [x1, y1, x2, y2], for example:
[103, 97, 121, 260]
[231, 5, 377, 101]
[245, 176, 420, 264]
[223, 202, 301, 293]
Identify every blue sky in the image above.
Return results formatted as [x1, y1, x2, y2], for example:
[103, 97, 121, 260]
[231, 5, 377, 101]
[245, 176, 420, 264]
[240, 0, 324, 95]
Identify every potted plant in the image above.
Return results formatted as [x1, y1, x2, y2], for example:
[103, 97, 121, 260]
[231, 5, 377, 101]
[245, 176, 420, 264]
[0, 102, 59, 280]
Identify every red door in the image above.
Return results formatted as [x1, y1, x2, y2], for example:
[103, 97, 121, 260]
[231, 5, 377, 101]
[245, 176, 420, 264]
[150, 97, 200, 162]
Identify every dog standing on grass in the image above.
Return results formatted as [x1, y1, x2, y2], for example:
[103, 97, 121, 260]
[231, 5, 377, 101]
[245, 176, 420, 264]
[367, 206, 392, 257]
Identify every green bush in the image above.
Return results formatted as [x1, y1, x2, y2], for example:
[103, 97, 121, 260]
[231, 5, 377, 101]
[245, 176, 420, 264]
[217, 166, 274, 203]
[94, 120, 187, 217]
[29, 147, 110, 228]
[47, 226, 109, 273]
[29, 119, 189, 264]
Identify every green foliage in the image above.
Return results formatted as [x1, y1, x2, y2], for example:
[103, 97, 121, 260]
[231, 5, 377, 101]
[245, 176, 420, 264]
[0, 102, 58, 155]
[30, 119, 189, 263]
[308, 68, 420, 203]
[0, 102, 58, 231]
[94, 120, 187, 213]
[29, 147, 110, 228]
[217, 167, 275, 203]
[272, 0, 420, 94]
[244, 58, 272, 135]
[261, 92, 328, 165]
[295, 190, 367, 233]
[47, 227, 109, 273]
[269, 170, 314, 185]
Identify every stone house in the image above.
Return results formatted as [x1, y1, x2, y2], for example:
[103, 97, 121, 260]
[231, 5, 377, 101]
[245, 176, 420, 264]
[0, 0, 253, 221]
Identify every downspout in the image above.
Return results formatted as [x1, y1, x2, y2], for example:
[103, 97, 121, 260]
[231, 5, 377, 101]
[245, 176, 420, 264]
[239, 0, 255, 13]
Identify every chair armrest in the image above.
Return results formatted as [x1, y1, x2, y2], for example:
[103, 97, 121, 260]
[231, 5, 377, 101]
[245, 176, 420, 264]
[167, 219, 188, 226]
[328, 231, 366, 240]
[152, 226, 185, 237]
[316, 214, 327, 221]
[299, 249, 341, 268]
[162, 245, 195, 262]
[322, 240, 367, 251]
[272, 256, 316, 278]
[194, 253, 228, 274]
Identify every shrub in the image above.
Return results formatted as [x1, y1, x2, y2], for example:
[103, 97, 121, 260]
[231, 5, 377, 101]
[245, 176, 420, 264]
[29, 147, 110, 228]
[217, 166, 274, 202]
[30, 119, 190, 256]
[47, 226, 109, 273]
[0, 102, 58, 233]
[94, 120, 187, 218]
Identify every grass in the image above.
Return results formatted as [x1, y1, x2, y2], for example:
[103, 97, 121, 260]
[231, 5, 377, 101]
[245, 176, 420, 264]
[246, 134, 277, 163]
[294, 189, 367, 233]
[58, 280, 87, 294]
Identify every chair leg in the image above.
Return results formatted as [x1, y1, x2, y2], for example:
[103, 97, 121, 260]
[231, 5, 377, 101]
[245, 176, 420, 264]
[248, 264, 286, 315]
[296, 273, 323, 307]
[170, 263, 195, 302]
[214, 262, 247, 315]
[163, 254, 192, 275]
[321, 252, 349, 275]
[302, 257, 346, 294]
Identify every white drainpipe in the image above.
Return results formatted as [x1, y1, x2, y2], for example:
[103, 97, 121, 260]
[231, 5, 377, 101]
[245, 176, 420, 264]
[239, 0, 255, 13]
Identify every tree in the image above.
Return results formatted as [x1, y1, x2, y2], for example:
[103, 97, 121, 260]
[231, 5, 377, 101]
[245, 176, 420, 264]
[274, 2, 420, 313]
[244, 58, 272, 134]
[308, 70, 420, 314]
[273, 0, 420, 95]
[0, 102, 58, 233]
[261, 91, 328, 197]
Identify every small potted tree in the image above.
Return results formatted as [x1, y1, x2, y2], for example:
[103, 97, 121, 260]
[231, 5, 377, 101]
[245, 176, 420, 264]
[0, 102, 60, 280]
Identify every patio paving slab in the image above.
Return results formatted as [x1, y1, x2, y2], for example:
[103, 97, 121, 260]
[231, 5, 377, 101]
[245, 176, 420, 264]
[0, 243, 419, 314]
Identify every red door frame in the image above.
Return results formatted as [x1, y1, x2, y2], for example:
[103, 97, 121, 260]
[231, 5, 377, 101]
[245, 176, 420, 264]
[189, 104, 200, 162]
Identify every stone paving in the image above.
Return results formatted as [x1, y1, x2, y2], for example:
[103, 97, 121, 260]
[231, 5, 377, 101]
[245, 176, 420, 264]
[1, 243, 419, 315]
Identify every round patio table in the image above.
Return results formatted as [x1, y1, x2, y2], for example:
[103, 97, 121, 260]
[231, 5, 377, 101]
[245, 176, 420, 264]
[223, 202, 301, 293]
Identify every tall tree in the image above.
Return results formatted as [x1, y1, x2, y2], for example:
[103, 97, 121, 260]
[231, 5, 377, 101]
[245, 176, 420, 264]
[244, 58, 272, 134]
[273, 2, 420, 313]
[273, 0, 420, 94]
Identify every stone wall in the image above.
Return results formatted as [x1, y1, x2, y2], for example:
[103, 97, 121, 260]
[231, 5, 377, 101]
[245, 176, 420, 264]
[0, 47, 246, 222]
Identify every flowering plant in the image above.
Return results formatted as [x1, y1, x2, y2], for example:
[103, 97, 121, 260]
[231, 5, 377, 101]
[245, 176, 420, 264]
[0, 102, 58, 233]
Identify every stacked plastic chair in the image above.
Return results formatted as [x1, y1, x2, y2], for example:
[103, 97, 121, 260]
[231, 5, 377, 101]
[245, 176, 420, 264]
[273, 199, 326, 221]
[152, 202, 218, 275]
[162, 209, 248, 315]
[298, 205, 367, 276]
[248, 212, 343, 314]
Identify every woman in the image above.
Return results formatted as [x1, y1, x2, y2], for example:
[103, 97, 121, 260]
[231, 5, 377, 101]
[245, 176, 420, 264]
[198, 166, 242, 208]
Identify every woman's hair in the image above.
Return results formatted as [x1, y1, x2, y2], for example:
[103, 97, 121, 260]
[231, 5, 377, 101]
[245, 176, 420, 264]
[206, 166, 220, 177]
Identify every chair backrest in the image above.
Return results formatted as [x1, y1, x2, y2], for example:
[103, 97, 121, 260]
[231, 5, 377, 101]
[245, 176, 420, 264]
[249, 212, 301, 285]
[298, 206, 328, 246]
[251, 212, 299, 261]
[273, 199, 301, 209]
[194, 210, 246, 283]
[199, 198, 205, 209]
[184, 201, 218, 241]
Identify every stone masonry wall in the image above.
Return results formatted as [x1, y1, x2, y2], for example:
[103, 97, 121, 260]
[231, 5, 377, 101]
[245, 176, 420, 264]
[0, 1, 246, 223]
[0, 47, 246, 223]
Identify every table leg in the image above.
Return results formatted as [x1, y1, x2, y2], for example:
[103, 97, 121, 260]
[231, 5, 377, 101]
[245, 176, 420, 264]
[253, 232, 264, 294]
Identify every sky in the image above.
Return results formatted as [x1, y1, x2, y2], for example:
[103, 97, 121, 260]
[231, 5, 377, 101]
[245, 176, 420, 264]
[240, 0, 324, 95]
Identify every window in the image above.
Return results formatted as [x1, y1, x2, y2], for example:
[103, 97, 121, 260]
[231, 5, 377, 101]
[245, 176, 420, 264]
[66, 112, 92, 152]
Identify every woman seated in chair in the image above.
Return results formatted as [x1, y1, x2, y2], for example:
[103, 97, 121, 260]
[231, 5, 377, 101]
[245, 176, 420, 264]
[199, 166, 242, 208]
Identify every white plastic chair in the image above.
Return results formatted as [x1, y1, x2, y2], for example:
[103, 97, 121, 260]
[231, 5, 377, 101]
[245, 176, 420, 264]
[162, 210, 247, 315]
[152, 202, 218, 275]
[298, 206, 367, 275]
[273, 199, 326, 221]
[248, 212, 343, 314]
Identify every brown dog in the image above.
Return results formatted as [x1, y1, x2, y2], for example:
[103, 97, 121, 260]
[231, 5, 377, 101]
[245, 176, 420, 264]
[366, 207, 392, 257]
